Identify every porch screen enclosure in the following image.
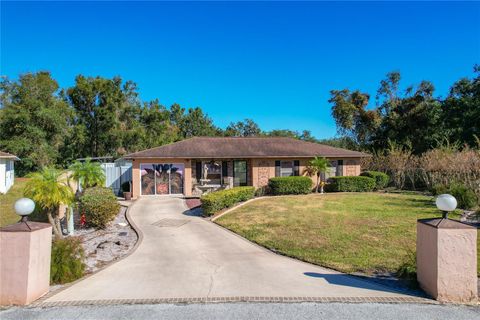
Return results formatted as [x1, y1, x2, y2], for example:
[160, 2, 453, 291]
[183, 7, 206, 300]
[141, 163, 184, 195]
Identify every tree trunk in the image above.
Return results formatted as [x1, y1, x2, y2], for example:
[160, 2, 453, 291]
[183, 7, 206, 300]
[47, 210, 63, 239]
[315, 173, 320, 193]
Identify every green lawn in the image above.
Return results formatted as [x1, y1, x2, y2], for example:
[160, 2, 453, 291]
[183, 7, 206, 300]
[216, 193, 479, 276]
[0, 178, 29, 227]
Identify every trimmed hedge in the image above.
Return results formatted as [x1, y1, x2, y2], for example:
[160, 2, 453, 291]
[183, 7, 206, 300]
[325, 176, 376, 192]
[80, 187, 120, 229]
[201, 186, 255, 216]
[268, 176, 312, 195]
[360, 171, 389, 189]
[50, 237, 85, 284]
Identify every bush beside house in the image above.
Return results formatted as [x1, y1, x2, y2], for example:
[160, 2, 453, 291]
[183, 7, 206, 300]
[325, 176, 376, 192]
[268, 176, 312, 195]
[79, 187, 120, 229]
[360, 171, 389, 189]
[201, 186, 255, 216]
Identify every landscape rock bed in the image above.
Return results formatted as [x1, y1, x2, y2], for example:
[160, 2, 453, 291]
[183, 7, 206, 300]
[74, 205, 138, 273]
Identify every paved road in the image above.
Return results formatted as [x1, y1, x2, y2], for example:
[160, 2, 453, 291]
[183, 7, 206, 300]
[45, 197, 416, 303]
[2, 303, 479, 320]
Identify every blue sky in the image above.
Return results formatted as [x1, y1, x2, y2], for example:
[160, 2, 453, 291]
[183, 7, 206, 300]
[1, 1, 479, 139]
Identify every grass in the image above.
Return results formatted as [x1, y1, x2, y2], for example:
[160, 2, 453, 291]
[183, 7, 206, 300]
[0, 178, 29, 227]
[216, 192, 479, 276]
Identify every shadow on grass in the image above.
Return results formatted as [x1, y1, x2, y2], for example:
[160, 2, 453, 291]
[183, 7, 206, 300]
[303, 272, 426, 297]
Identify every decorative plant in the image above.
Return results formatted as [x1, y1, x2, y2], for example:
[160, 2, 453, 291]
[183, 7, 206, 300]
[79, 187, 120, 229]
[24, 167, 74, 238]
[50, 237, 85, 284]
[306, 156, 329, 193]
[69, 158, 106, 191]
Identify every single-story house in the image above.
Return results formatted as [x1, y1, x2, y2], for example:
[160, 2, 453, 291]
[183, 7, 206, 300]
[124, 137, 370, 198]
[0, 151, 19, 194]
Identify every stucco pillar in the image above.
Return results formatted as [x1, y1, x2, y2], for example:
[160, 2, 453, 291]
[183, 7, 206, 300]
[131, 159, 140, 199]
[0, 221, 52, 305]
[184, 159, 192, 197]
[417, 218, 477, 303]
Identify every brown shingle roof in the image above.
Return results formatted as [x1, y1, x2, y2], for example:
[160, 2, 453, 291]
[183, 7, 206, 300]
[0, 151, 19, 160]
[124, 137, 370, 159]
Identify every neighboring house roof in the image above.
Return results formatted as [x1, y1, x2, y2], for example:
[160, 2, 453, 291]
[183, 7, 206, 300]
[124, 137, 370, 159]
[0, 151, 19, 160]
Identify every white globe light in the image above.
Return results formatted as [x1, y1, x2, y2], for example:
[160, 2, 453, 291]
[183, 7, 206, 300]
[435, 194, 457, 212]
[14, 198, 35, 217]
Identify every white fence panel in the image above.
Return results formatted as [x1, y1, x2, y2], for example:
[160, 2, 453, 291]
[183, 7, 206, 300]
[101, 162, 132, 195]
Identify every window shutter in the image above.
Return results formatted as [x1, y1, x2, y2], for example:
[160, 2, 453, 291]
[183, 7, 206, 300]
[293, 160, 300, 176]
[275, 160, 281, 177]
[196, 161, 202, 181]
[222, 161, 228, 177]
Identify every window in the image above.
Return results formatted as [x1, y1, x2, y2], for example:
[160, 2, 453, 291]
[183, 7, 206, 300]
[234, 160, 247, 186]
[275, 160, 300, 177]
[336, 159, 344, 176]
[201, 161, 222, 185]
[280, 161, 293, 176]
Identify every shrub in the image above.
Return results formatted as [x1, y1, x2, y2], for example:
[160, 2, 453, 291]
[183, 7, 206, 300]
[325, 176, 376, 192]
[80, 187, 120, 229]
[360, 171, 389, 189]
[254, 185, 269, 197]
[201, 186, 255, 216]
[432, 183, 478, 210]
[430, 184, 448, 196]
[268, 176, 312, 195]
[50, 237, 85, 284]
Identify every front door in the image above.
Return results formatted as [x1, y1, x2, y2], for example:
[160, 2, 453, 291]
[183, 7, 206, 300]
[141, 163, 184, 195]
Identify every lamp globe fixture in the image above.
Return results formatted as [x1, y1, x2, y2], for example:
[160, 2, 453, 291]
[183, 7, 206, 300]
[435, 194, 457, 219]
[14, 198, 35, 222]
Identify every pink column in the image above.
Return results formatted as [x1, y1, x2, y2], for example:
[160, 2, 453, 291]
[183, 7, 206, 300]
[0, 222, 52, 305]
[417, 218, 477, 303]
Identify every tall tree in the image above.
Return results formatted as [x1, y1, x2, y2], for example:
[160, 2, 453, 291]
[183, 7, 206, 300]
[139, 100, 178, 148]
[442, 65, 480, 148]
[266, 129, 318, 142]
[66, 75, 139, 157]
[0, 72, 71, 175]
[173, 106, 220, 138]
[267, 129, 300, 139]
[329, 89, 379, 146]
[373, 80, 442, 153]
[224, 118, 262, 137]
[330, 71, 445, 154]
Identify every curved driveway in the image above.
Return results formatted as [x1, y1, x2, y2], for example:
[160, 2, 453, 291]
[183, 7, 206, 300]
[46, 197, 415, 303]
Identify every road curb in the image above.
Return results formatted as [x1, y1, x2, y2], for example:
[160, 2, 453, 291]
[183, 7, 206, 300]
[30, 295, 437, 308]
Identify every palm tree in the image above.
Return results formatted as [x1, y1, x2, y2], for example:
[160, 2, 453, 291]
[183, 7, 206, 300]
[306, 156, 329, 193]
[69, 158, 105, 192]
[24, 167, 74, 238]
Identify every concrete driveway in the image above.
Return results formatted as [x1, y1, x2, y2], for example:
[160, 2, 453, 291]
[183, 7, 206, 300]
[45, 197, 420, 303]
